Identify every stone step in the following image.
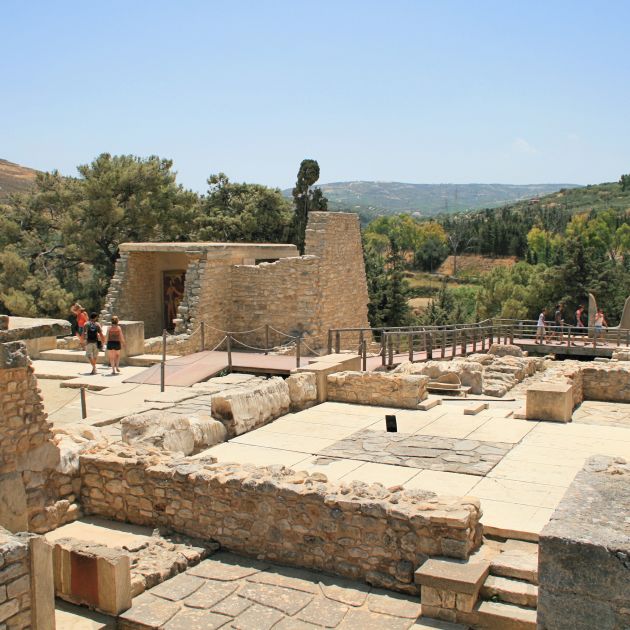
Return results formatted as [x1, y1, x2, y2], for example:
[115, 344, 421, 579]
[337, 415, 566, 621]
[40, 349, 88, 363]
[474, 601, 537, 630]
[480, 575, 538, 608]
[490, 550, 538, 585]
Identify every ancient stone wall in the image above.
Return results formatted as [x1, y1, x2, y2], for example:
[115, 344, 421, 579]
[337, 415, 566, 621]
[327, 371, 429, 408]
[0, 342, 78, 534]
[305, 212, 370, 350]
[581, 364, 630, 403]
[80, 447, 482, 593]
[538, 456, 630, 630]
[229, 256, 321, 349]
[0, 528, 31, 629]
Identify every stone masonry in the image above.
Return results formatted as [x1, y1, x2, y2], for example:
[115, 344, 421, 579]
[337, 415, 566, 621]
[80, 445, 483, 593]
[0, 528, 31, 629]
[101, 212, 371, 351]
[0, 342, 79, 535]
[538, 456, 630, 630]
[326, 371, 429, 408]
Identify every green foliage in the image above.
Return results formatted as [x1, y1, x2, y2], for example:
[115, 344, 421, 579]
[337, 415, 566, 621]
[364, 234, 411, 328]
[620, 173, 630, 192]
[291, 159, 327, 254]
[195, 173, 292, 243]
[417, 282, 479, 326]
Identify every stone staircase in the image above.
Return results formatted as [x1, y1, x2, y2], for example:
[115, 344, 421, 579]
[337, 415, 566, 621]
[415, 538, 539, 629]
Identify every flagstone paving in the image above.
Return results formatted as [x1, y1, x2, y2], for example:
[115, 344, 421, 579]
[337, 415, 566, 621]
[117, 552, 461, 630]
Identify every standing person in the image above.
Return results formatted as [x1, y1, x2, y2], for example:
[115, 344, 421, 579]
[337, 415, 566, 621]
[552, 304, 564, 344]
[105, 316, 125, 375]
[593, 308, 608, 345]
[536, 308, 547, 344]
[575, 303, 586, 345]
[81, 312, 105, 375]
[76, 308, 89, 345]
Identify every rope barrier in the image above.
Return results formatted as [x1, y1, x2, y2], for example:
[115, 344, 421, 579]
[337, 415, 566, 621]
[46, 389, 81, 416]
[300, 340, 324, 356]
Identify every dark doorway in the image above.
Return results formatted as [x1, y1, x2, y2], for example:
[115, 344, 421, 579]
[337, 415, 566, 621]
[163, 270, 186, 332]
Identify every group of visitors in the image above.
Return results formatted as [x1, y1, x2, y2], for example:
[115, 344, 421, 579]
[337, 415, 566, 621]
[535, 303, 608, 345]
[70, 304, 126, 375]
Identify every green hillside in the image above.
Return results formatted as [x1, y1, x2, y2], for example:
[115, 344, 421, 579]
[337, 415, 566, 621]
[283, 181, 580, 219]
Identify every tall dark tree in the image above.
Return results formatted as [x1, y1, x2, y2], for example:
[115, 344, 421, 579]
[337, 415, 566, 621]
[291, 159, 327, 254]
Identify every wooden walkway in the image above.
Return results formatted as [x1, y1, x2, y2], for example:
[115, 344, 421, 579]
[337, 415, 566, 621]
[123, 351, 313, 387]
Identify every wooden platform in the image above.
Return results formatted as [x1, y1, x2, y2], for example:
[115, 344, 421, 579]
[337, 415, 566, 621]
[123, 351, 311, 387]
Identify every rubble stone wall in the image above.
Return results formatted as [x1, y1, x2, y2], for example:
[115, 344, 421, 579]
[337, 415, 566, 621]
[0, 528, 31, 629]
[0, 342, 78, 534]
[327, 371, 429, 408]
[581, 364, 630, 403]
[79, 447, 482, 593]
[538, 456, 630, 630]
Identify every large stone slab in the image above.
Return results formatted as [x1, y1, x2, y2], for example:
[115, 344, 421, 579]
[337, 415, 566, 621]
[525, 382, 573, 422]
[538, 456, 630, 630]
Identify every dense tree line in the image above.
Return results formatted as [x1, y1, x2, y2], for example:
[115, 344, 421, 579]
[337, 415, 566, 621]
[0, 154, 325, 317]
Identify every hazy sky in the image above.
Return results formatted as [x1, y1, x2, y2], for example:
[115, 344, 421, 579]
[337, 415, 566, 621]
[2, 0, 629, 191]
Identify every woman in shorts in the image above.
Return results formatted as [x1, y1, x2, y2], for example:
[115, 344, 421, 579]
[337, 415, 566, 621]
[105, 316, 126, 375]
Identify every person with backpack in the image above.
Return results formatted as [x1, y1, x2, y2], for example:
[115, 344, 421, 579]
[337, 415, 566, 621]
[81, 312, 105, 375]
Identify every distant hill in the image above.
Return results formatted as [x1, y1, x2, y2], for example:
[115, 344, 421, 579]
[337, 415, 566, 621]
[0, 159, 38, 201]
[282, 181, 580, 220]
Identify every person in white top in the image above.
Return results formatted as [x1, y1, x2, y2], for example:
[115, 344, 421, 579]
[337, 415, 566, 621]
[536, 309, 547, 344]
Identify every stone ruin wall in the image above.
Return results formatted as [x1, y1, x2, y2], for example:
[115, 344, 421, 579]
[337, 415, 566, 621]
[305, 212, 370, 351]
[79, 447, 482, 593]
[581, 364, 630, 403]
[0, 529, 32, 629]
[229, 256, 321, 350]
[0, 342, 78, 536]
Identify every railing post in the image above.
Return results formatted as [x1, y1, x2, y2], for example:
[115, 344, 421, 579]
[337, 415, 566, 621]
[358, 330, 364, 356]
[472, 328, 477, 354]
[481, 327, 486, 352]
[327, 329, 333, 355]
[567, 326, 572, 347]
[161, 329, 167, 392]
[200, 321, 205, 352]
[227, 335, 232, 371]
[408, 333, 413, 362]
[388, 334, 394, 367]
[296, 337, 301, 368]
[509, 326, 514, 345]
[335, 331, 341, 354]
[362, 339, 367, 371]
[489, 321, 494, 346]
[461, 330, 467, 356]
[441, 330, 446, 358]
[593, 327, 598, 349]
[265, 324, 270, 352]
[80, 386, 87, 419]
[381, 333, 386, 366]
[452, 330, 458, 358]
[427, 332, 433, 360]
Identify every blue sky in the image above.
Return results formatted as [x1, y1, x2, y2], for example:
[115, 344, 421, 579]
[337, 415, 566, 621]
[2, 0, 629, 191]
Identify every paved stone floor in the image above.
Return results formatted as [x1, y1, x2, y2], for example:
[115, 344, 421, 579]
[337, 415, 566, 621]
[318, 430, 513, 476]
[118, 552, 460, 630]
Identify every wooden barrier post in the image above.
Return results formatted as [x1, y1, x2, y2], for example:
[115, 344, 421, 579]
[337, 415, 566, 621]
[362, 339, 367, 371]
[200, 321, 205, 352]
[160, 329, 167, 392]
[509, 325, 514, 345]
[388, 334, 394, 367]
[335, 331, 341, 354]
[452, 330, 458, 358]
[227, 335, 232, 371]
[472, 328, 477, 354]
[296, 337, 301, 368]
[80, 387, 87, 420]
[441, 330, 446, 358]
[359, 330, 364, 356]
[265, 324, 270, 352]
[427, 332, 433, 359]
[408, 332, 413, 362]
[489, 322, 494, 346]
[381, 333, 386, 366]
[327, 329, 333, 355]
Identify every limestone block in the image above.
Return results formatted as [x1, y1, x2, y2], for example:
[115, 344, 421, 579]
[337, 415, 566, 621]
[118, 321, 145, 361]
[297, 355, 362, 403]
[395, 360, 483, 395]
[211, 377, 290, 436]
[488, 343, 524, 358]
[286, 372, 317, 411]
[0, 472, 28, 533]
[538, 456, 630, 630]
[526, 382, 573, 422]
[121, 411, 226, 455]
[30, 536, 55, 630]
[22, 335, 57, 359]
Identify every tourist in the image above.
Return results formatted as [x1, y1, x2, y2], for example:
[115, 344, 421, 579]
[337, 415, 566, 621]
[71, 303, 88, 343]
[593, 308, 608, 345]
[105, 316, 125, 375]
[575, 304, 586, 345]
[535, 308, 547, 344]
[552, 303, 564, 344]
[81, 312, 105, 375]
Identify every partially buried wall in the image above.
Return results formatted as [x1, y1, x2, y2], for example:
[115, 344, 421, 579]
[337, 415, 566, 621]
[80, 446, 482, 593]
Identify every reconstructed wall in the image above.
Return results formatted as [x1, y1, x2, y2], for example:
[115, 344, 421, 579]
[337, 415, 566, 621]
[538, 456, 630, 630]
[80, 446, 482, 593]
[0, 529, 31, 629]
[0, 342, 78, 535]
[327, 371, 429, 408]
